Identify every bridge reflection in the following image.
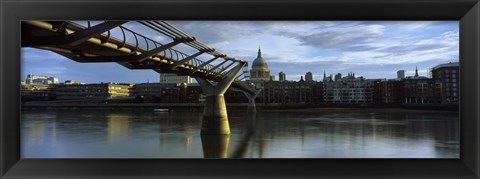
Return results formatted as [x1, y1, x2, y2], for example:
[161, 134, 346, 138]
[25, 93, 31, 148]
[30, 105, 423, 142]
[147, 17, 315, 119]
[21, 109, 459, 158]
[201, 110, 258, 158]
[201, 135, 230, 158]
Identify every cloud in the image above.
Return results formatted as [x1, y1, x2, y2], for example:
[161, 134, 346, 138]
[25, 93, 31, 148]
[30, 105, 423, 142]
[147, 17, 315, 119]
[21, 48, 67, 62]
[379, 30, 458, 54]
[21, 21, 459, 82]
[169, 21, 263, 44]
[280, 24, 386, 52]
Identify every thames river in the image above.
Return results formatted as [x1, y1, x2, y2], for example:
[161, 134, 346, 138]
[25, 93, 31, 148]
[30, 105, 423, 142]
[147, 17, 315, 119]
[21, 108, 459, 158]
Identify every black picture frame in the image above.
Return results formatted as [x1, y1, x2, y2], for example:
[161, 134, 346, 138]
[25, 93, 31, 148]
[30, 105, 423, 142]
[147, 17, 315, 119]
[1, 0, 479, 178]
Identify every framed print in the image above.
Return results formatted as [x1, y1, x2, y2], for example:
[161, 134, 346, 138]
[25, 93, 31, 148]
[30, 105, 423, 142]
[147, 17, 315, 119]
[1, 0, 479, 178]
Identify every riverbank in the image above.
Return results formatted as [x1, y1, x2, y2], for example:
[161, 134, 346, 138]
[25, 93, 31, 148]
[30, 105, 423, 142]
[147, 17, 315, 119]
[21, 102, 459, 111]
[261, 106, 459, 114]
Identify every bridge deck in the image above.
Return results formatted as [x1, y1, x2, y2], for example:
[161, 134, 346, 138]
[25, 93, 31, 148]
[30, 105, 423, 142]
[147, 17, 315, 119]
[21, 21, 255, 95]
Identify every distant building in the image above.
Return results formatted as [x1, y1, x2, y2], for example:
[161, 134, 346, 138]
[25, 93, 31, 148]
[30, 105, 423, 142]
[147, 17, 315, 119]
[323, 71, 333, 82]
[305, 72, 313, 81]
[345, 72, 356, 80]
[397, 70, 406, 80]
[262, 80, 319, 104]
[431, 62, 459, 104]
[224, 86, 249, 103]
[26, 73, 58, 85]
[334, 73, 342, 81]
[64, 80, 80, 85]
[131, 83, 175, 102]
[160, 73, 192, 84]
[323, 76, 377, 103]
[269, 75, 275, 81]
[403, 78, 442, 104]
[21, 84, 56, 102]
[56, 82, 133, 100]
[131, 82, 245, 103]
[279, 72, 286, 81]
[373, 80, 404, 104]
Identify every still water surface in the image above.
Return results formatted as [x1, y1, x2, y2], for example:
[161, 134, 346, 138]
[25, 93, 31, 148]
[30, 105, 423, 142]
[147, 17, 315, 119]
[21, 108, 459, 158]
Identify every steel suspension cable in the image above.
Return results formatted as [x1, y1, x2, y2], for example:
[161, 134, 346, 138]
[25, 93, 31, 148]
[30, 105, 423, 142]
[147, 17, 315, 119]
[138, 21, 179, 39]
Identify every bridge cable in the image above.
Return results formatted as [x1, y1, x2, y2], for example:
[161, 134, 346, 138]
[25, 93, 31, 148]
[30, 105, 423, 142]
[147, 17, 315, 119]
[138, 21, 178, 39]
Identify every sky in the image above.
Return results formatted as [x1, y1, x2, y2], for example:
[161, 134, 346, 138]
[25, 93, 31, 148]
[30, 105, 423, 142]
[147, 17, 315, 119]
[21, 21, 459, 83]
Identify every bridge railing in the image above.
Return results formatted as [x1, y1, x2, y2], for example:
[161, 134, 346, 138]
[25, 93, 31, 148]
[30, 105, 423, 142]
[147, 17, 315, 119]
[23, 20, 254, 95]
[70, 21, 222, 75]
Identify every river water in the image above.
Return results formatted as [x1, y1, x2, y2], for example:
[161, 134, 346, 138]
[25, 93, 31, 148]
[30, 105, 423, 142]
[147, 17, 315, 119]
[21, 108, 459, 158]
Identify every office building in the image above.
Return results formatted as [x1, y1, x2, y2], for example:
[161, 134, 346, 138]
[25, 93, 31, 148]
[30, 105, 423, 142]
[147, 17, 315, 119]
[397, 70, 406, 80]
[279, 72, 286, 81]
[160, 73, 192, 84]
[26, 73, 58, 85]
[56, 82, 133, 100]
[323, 75, 377, 103]
[305, 72, 313, 81]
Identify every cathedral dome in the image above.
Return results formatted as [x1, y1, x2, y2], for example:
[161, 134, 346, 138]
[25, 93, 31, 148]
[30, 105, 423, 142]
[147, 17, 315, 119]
[252, 48, 269, 71]
[250, 47, 270, 81]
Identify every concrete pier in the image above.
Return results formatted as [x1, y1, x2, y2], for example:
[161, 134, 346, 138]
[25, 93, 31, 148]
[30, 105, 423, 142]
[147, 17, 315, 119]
[196, 62, 246, 135]
[201, 95, 230, 134]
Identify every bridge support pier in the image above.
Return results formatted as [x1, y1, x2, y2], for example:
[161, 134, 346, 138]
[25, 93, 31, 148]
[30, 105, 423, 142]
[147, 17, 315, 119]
[196, 62, 246, 135]
[243, 89, 262, 112]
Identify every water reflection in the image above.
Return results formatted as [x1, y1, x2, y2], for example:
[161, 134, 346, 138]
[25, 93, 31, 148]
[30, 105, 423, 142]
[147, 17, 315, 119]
[230, 110, 257, 158]
[201, 135, 230, 158]
[107, 114, 130, 142]
[21, 108, 459, 158]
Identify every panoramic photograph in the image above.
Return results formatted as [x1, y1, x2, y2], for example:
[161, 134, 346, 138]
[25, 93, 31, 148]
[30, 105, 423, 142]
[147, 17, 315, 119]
[20, 20, 459, 158]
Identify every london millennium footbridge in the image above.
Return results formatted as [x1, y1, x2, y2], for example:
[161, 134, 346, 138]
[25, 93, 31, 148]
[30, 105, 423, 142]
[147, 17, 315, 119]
[21, 20, 262, 135]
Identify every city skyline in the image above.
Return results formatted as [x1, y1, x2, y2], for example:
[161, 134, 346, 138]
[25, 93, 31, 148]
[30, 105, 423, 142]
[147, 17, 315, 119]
[21, 21, 459, 83]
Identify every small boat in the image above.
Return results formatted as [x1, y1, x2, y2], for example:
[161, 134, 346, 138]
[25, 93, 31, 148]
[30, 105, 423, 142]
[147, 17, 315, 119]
[153, 108, 170, 112]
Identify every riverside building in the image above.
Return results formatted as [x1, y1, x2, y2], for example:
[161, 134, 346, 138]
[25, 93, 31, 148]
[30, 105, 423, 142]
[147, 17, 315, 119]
[431, 62, 459, 104]
[55, 82, 133, 100]
[323, 73, 377, 104]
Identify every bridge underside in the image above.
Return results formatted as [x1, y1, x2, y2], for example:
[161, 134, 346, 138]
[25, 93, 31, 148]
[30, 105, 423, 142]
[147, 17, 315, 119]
[22, 20, 259, 135]
[21, 21, 255, 95]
